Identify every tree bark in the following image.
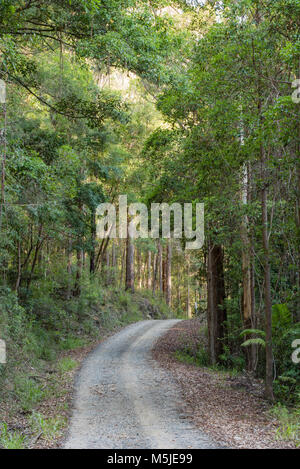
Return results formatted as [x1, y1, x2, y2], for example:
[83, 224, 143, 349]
[296, 57, 300, 322]
[253, 0, 274, 402]
[120, 242, 126, 287]
[112, 241, 116, 267]
[241, 163, 256, 371]
[207, 243, 227, 364]
[66, 237, 72, 300]
[90, 210, 96, 274]
[152, 252, 158, 295]
[125, 235, 135, 292]
[147, 251, 152, 290]
[15, 238, 22, 292]
[187, 254, 192, 318]
[158, 240, 163, 293]
[73, 248, 82, 297]
[166, 240, 172, 307]
[177, 266, 181, 310]
[137, 249, 142, 289]
[260, 143, 274, 401]
[26, 224, 44, 293]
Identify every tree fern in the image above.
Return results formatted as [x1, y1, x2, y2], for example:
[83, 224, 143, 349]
[241, 338, 266, 348]
[240, 329, 266, 338]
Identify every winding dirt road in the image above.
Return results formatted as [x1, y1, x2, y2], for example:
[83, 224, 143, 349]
[64, 320, 219, 449]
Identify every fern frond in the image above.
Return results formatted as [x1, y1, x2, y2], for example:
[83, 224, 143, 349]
[241, 338, 266, 347]
[240, 329, 266, 337]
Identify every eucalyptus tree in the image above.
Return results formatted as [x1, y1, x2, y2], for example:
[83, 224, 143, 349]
[142, 0, 300, 400]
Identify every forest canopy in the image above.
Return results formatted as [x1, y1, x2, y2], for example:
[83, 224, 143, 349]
[0, 0, 299, 446]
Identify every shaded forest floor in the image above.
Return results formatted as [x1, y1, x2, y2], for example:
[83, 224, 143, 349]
[152, 319, 297, 449]
[0, 324, 132, 449]
[0, 338, 99, 449]
[0, 287, 172, 449]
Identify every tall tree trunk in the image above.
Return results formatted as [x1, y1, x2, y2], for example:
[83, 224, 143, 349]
[142, 253, 146, 289]
[177, 266, 181, 310]
[152, 252, 158, 295]
[26, 224, 44, 293]
[250, 257, 257, 369]
[166, 240, 172, 307]
[207, 243, 226, 364]
[98, 238, 111, 272]
[296, 57, 300, 321]
[112, 241, 116, 268]
[147, 251, 152, 290]
[260, 143, 274, 401]
[105, 249, 110, 285]
[140, 259, 144, 289]
[241, 163, 256, 371]
[158, 240, 163, 293]
[120, 242, 126, 287]
[22, 225, 33, 271]
[111, 241, 116, 284]
[15, 238, 21, 292]
[136, 249, 142, 289]
[125, 235, 135, 292]
[95, 223, 114, 271]
[66, 237, 72, 300]
[0, 103, 7, 232]
[90, 210, 96, 274]
[73, 248, 82, 297]
[187, 254, 192, 318]
[254, 0, 274, 402]
[162, 255, 167, 295]
[297, 139, 300, 322]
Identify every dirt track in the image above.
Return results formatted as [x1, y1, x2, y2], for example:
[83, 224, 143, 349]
[64, 320, 219, 449]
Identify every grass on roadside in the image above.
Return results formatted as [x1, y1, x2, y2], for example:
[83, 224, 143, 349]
[174, 347, 209, 367]
[0, 423, 26, 449]
[0, 281, 172, 449]
[29, 412, 66, 443]
[270, 404, 300, 447]
[57, 357, 78, 373]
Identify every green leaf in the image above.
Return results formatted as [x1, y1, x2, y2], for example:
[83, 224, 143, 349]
[241, 338, 266, 348]
[240, 329, 266, 338]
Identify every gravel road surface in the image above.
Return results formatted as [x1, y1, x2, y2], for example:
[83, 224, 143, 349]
[64, 320, 220, 449]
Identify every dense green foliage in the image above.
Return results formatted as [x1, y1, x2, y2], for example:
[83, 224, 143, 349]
[0, 0, 299, 447]
[140, 0, 300, 403]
